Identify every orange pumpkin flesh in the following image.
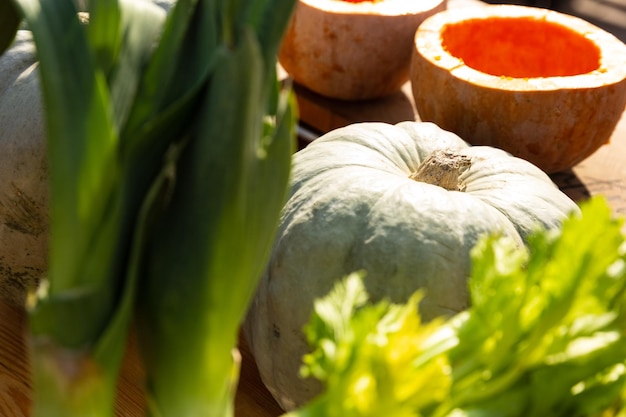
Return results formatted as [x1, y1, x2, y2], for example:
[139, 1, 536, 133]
[279, 0, 447, 100]
[411, 5, 626, 173]
[442, 17, 600, 78]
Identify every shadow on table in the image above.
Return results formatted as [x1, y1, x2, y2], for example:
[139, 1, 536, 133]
[289, 79, 419, 150]
[550, 170, 592, 204]
[484, 0, 626, 42]
[290, 81, 418, 129]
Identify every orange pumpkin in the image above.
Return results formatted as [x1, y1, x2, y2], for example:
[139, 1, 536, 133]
[280, 0, 447, 100]
[410, 5, 626, 173]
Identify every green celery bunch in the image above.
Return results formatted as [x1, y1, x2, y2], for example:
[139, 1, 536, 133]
[0, 0, 296, 416]
[290, 272, 455, 417]
[286, 196, 626, 417]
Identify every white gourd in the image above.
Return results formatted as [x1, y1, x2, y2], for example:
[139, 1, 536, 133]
[0, 30, 47, 306]
[244, 121, 580, 411]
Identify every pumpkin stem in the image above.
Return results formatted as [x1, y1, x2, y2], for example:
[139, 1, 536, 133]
[409, 150, 471, 191]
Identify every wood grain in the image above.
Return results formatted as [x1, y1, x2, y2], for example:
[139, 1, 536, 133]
[0, 301, 285, 417]
[0, 302, 30, 417]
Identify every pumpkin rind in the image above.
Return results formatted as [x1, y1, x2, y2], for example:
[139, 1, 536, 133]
[244, 121, 579, 410]
[0, 31, 48, 306]
[410, 5, 626, 173]
[0, 2, 173, 306]
[279, 0, 447, 100]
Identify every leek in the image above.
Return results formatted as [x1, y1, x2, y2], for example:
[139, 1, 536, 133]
[136, 6, 296, 417]
[0, 0, 296, 415]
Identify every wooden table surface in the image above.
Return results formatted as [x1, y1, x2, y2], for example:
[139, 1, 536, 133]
[2, 0, 625, 415]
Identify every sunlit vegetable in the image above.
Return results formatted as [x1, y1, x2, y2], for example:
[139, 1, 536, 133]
[411, 5, 626, 173]
[0, 30, 46, 306]
[284, 197, 626, 417]
[0, 0, 296, 416]
[244, 120, 579, 410]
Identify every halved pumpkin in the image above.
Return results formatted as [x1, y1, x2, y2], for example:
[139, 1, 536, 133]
[280, 0, 447, 100]
[411, 5, 626, 173]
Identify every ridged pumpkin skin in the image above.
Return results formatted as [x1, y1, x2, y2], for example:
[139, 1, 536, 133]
[0, 31, 48, 306]
[244, 121, 579, 410]
[279, 0, 447, 100]
[411, 5, 626, 173]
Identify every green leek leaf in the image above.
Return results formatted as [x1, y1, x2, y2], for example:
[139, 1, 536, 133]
[18, 0, 121, 340]
[137, 24, 295, 416]
[11, 0, 174, 415]
[5, 0, 296, 415]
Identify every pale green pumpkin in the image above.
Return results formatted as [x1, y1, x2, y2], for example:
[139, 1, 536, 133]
[244, 121, 580, 411]
[0, 2, 174, 306]
[0, 30, 47, 306]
